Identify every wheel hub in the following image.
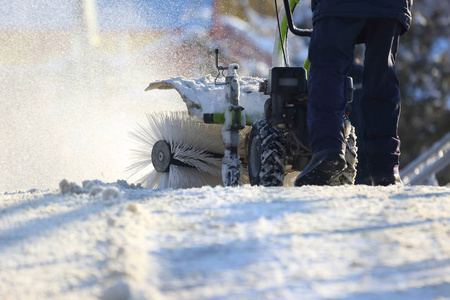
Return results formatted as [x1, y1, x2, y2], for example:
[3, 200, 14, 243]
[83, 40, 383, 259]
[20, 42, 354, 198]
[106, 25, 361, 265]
[151, 140, 172, 172]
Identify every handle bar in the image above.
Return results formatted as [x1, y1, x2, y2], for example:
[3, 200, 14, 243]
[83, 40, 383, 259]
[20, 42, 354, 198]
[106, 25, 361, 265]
[282, 0, 312, 37]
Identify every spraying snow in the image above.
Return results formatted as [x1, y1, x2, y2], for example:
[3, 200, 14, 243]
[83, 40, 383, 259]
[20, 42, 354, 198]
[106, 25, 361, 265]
[0, 1, 202, 192]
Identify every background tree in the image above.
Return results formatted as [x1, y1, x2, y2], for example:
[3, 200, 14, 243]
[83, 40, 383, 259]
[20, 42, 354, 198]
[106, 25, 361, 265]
[396, 0, 450, 185]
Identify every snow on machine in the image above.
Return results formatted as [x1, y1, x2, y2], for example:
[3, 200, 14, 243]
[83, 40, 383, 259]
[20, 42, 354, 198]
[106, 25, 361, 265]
[128, 0, 357, 189]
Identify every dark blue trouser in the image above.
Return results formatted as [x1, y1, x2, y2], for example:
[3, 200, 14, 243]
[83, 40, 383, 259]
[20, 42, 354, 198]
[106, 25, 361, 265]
[308, 17, 403, 177]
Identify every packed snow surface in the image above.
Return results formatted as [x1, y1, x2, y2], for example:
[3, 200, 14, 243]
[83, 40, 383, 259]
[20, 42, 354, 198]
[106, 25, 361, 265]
[1, 181, 450, 299]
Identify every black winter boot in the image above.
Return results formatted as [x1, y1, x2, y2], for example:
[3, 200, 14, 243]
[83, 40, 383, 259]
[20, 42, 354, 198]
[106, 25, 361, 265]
[294, 149, 346, 186]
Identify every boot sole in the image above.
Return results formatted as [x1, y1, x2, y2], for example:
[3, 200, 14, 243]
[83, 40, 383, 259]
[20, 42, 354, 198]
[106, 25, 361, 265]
[294, 156, 346, 186]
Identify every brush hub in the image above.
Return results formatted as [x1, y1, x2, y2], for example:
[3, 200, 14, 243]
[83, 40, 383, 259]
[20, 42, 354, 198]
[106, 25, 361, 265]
[152, 140, 172, 172]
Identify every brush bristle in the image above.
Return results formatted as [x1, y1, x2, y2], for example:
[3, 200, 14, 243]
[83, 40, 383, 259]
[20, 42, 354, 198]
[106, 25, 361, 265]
[127, 111, 228, 189]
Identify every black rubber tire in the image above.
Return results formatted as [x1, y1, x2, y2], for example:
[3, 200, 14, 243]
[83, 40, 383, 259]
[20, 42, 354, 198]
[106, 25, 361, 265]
[248, 119, 287, 186]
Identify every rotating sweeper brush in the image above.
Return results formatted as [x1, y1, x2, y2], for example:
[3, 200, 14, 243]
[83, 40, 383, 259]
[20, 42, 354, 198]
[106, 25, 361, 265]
[127, 111, 250, 189]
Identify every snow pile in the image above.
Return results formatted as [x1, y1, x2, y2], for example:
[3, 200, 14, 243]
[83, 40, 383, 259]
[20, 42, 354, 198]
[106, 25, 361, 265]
[146, 74, 268, 124]
[1, 182, 450, 299]
[59, 179, 121, 201]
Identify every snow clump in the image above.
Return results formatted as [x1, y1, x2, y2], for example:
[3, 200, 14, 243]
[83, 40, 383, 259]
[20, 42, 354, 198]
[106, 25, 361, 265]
[58, 179, 121, 200]
[102, 186, 120, 201]
[59, 179, 85, 194]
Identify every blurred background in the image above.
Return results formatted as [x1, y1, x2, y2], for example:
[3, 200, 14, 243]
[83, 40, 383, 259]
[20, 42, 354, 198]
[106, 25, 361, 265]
[0, 0, 449, 191]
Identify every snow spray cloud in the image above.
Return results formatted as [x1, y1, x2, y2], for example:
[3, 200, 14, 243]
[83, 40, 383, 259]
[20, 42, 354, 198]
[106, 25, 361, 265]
[0, 0, 213, 191]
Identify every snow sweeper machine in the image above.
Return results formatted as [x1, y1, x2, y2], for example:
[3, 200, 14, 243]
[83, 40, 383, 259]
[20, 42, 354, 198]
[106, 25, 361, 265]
[128, 0, 358, 189]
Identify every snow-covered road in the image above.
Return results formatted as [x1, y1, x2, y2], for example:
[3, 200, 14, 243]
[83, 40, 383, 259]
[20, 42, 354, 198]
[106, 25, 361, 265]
[1, 182, 450, 299]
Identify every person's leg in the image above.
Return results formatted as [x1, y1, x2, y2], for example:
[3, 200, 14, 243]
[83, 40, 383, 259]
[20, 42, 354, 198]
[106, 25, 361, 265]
[295, 17, 366, 186]
[294, 18, 366, 186]
[307, 17, 366, 153]
[360, 19, 403, 185]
